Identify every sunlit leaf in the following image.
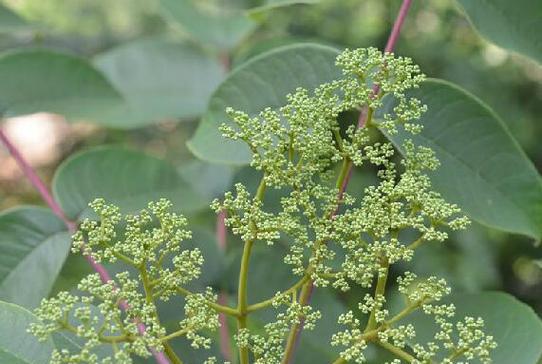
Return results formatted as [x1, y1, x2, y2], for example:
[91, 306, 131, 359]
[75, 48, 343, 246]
[0, 4, 31, 33]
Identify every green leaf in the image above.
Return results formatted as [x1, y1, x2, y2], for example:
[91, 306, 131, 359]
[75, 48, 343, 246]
[178, 160, 235, 200]
[49, 254, 93, 297]
[0, 4, 30, 33]
[455, 0, 542, 64]
[159, 0, 255, 50]
[0, 49, 130, 127]
[94, 37, 224, 122]
[52, 147, 209, 221]
[406, 223, 499, 292]
[185, 227, 225, 290]
[382, 79, 542, 240]
[0, 300, 54, 364]
[0, 207, 71, 309]
[51, 330, 112, 361]
[187, 43, 341, 165]
[248, 0, 320, 18]
[406, 292, 542, 364]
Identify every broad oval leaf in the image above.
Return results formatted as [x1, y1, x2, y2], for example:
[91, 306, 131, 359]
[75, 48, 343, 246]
[0, 207, 71, 308]
[406, 292, 542, 364]
[0, 300, 54, 364]
[0, 49, 129, 127]
[94, 37, 224, 122]
[187, 43, 341, 165]
[159, 0, 255, 50]
[52, 147, 209, 221]
[455, 0, 542, 64]
[383, 79, 542, 240]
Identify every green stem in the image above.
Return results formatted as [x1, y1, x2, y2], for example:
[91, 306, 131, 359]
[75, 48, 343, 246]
[386, 300, 423, 326]
[162, 345, 183, 364]
[62, 321, 133, 344]
[236, 176, 267, 364]
[176, 287, 240, 316]
[281, 150, 356, 364]
[407, 233, 426, 250]
[237, 238, 255, 364]
[140, 265, 184, 364]
[376, 341, 416, 363]
[161, 328, 190, 342]
[333, 128, 344, 152]
[281, 281, 313, 364]
[335, 158, 352, 191]
[364, 258, 390, 332]
[247, 275, 309, 313]
[447, 348, 467, 361]
[109, 250, 136, 266]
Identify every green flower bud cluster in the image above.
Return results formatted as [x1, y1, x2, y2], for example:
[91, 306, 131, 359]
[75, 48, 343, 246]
[29, 273, 164, 363]
[333, 272, 496, 364]
[31, 199, 218, 363]
[235, 296, 321, 364]
[213, 47, 494, 363]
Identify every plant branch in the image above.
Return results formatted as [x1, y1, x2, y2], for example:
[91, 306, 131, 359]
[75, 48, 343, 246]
[140, 264, 184, 364]
[237, 238, 255, 364]
[216, 209, 233, 361]
[0, 129, 75, 230]
[175, 287, 240, 316]
[364, 258, 390, 332]
[376, 340, 416, 363]
[384, 0, 413, 53]
[281, 280, 314, 364]
[281, 1, 415, 361]
[385, 300, 424, 326]
[236, 176, 267, 364]
[161, 328, 190, 342]
[0, 127, 172, 364]
[246, 275, 310, 313]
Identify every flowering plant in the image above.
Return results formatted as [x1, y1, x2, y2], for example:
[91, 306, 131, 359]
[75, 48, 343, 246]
[0, 1, 540, 364]
[30, 48, 496, 364]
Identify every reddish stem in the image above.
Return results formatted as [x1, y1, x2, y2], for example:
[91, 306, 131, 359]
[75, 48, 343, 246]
[0, 129, 75, 230]
[216, 210, 228, 250]
[0, 127, 171, 364]
[286, 1, 415, 362]
[384, 0, 413, 53]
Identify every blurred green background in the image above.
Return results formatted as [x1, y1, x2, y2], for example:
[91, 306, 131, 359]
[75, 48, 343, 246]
[0, 0, 540, 319]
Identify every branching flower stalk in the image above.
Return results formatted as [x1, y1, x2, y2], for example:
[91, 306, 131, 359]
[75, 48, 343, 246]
[283, 1, 415, 360]
[0, 129, 171, 364]
[28, 47, 496, 364]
